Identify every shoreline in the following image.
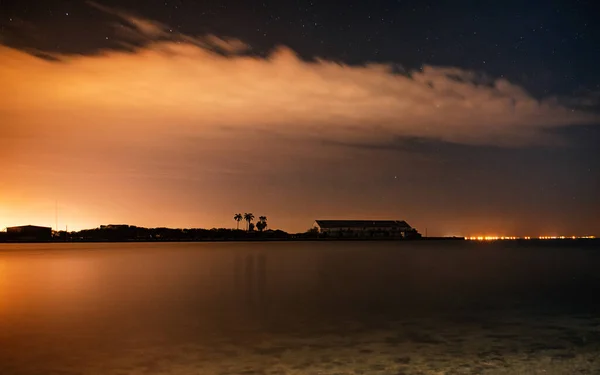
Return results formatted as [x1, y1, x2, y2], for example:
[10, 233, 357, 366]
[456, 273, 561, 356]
[0, 237, 465, 244]
[2, 237, 600, 245]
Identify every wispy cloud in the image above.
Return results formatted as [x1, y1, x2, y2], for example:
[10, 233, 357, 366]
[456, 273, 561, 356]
[88, 1, 250, 54]
[88, 1, 170, 42]
[0, 37, 596, 147]
[1, 3, 594, 149]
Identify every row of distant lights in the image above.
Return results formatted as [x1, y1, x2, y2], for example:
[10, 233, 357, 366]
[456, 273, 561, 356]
[466, 236, 596, 241]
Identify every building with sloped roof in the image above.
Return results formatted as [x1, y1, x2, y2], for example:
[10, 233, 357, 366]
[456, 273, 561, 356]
[312, 220, 419, 238]
[6, 225, 53, 241]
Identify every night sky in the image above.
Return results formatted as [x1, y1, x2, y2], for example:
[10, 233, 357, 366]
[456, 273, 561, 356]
[1, 0, 599, 235]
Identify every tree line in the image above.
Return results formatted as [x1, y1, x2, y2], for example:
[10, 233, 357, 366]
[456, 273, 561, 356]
[234, 213, 268, 232]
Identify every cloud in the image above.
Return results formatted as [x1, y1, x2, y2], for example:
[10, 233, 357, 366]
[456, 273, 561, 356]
[1, 4, 594, 149]
[87, 1, 250, 54]
[125, 16, 166, 39]
[88, 1, 169, 42]
[0, 11, 597, 201]
[0, 37, 596, 149]
[202, 35, 251, 54]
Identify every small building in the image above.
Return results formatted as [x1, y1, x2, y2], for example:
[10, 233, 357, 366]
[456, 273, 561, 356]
[100, 224, 130, 230]
[312, 220, 419, 238]
[6, 225, 53, 241]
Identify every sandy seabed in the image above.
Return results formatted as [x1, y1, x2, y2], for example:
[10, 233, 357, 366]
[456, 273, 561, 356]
[2, 311, 599, 375]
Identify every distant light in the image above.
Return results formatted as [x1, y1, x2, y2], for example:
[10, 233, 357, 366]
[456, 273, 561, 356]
[465, 235, 597, 241]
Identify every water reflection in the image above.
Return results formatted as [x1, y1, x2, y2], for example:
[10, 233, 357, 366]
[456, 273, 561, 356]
[0, 241, 599, 374]
[233, 252, 268, 312]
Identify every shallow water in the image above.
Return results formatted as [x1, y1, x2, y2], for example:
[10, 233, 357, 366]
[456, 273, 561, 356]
[1, 240, 599, 374]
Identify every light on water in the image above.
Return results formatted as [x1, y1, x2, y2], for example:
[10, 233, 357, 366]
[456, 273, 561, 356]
[1, 241, 599, 374]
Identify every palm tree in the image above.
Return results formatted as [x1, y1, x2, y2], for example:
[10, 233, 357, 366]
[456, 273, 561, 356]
[233, 213, 243, 230]
[243, 213, 255, 231]
[256, 216, 268, 232]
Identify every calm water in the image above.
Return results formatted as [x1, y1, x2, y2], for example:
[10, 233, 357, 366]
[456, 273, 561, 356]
[1, 241, 599, 374]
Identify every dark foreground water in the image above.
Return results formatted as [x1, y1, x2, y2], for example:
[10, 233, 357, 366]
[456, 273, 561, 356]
[1, 240, 599, 375]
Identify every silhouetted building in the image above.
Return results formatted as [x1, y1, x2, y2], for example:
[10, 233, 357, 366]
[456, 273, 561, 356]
[100, 224, 130, 230]
[6, 225, 53, 241]
[312, 220, 419, 238]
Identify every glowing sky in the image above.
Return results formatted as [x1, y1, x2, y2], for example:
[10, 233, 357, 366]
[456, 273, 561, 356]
[1, 1, 599, 235]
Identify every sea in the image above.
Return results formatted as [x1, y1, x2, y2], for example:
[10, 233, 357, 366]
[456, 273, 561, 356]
[1, 240, 599, 375]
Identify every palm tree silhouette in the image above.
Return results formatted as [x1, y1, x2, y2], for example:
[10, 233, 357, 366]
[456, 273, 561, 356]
[257, 216, 268, 232]
[234, 213, 243, 230]
[243, 213, 255, 231]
